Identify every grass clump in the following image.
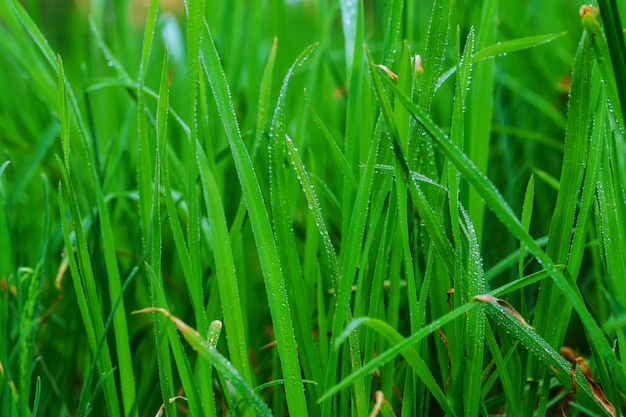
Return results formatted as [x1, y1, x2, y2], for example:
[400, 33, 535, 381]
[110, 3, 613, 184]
[1, 0, 625, 416]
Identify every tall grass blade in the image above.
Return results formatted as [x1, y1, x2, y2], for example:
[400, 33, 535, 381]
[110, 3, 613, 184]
[200, 19, 309, 416]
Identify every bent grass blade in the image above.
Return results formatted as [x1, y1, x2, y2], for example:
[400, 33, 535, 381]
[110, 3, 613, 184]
[133, 308, 273, 417]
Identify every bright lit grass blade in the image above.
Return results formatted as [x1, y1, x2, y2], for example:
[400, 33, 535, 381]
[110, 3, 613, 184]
[437, 32, 567, 92]
[133, 308, 273, 417]
[383, 71, 626, 392]
[472, 32, 566, 62]
[200, 19, 308, 416]
[268, 46, 323, 409]
[284, 136, 340, 291]
[339, 0, 358, 75]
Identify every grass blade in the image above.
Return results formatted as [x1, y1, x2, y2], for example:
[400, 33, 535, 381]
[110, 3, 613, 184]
[200, 19, 308, 416]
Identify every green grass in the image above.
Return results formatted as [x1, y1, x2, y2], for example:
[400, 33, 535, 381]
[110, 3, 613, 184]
[1, 0, 626, 416]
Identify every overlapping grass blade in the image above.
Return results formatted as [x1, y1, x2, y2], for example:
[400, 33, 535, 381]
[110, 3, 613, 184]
[134, 308, 273, 417]
[200, 19, 308, 416]
[383, 65, 626, 392]
[531, 29, 595, 376]
[56, 56, 121, 417]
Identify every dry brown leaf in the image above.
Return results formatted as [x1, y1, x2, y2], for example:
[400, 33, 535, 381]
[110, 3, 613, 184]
[473, 294, 531, 327]
[574, 357, 616, 417]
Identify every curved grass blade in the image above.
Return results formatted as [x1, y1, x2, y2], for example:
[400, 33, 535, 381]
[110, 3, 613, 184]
[476, 295, 614, 416]
[133, 308, 273, 417]
[268, 46, 324, 410]
[336, 318, 456, 416]
[437, 32, 567, 91]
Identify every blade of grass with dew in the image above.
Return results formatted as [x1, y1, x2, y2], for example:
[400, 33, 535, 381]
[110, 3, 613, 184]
[581, 5, 624, 130]
[196, 144, 255, 389]
[227, 37, 278, 263]
[596, 0, 626, 125]
[324, 116, 380, 417]
[529, 29, 596, 412]
[148, 47, 180, 416]
[284, 134, 354, 401]
[391, 50, 420, 391]
[320, 300, 476, 405]
[407, 0, 450, 174]
[183, 0, 206, 337]
[186, 2, 218, 413]
[340, 0, 366, 249]
[381, 0, 403, 64]
[366, 47, 456, 274]
[382, 71, 626, 392]
[339, 0, 358, 77]
[476, 296, 615, 416]
[436, 32, 567, 95]
[136, 0, 159, 247]
[446, 28, 487, 417]
[268, 46, 324, 408]
[472, 32, 567, 62]
[133, 308, 273, 417]
[531, 29, 594, 326]
[467, 0, 497, 244]
[200, 19, 308, 416]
